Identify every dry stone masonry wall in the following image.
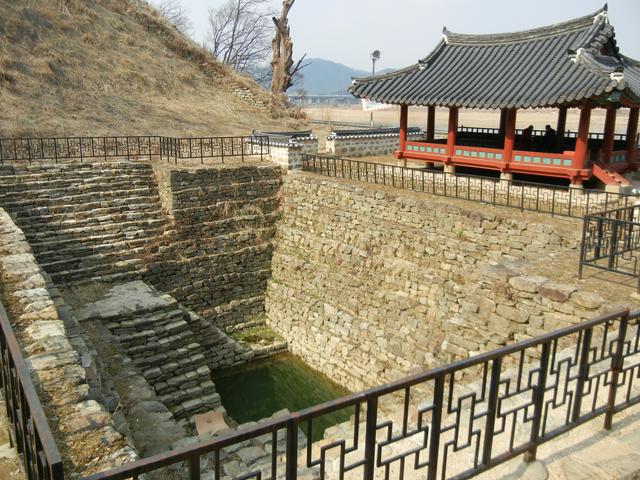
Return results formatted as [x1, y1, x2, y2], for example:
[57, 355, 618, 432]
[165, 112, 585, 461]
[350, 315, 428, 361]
[264, 174, 638, 391]
[326, 132, 427, 157]
[147, 164, 283, 331]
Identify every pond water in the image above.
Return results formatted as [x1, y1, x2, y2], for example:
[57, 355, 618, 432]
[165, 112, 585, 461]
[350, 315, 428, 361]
[214, 353, 353, 441]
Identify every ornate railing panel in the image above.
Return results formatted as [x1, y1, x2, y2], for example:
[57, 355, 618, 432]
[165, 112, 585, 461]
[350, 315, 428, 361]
[0, 303, 64, 480]
[0, 294, 638, 480]
[77, 309, 639, 480]
[579, 205, 640, 290]
[300, 154, 635, 219]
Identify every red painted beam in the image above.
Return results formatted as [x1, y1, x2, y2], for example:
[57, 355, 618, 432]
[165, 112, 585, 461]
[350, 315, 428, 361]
[503, 109, 517, 167]
[602, 106, 617, 163]
[574, 106, 592, 169]
[626, 107, 639, 165]
[446, 107, 458, 158]
[556, 106, 567, 139]
[427, 106, 435, 141]
[397, 104, 408, 159]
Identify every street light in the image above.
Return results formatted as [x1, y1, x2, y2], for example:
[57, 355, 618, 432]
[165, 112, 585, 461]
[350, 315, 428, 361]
[370, 50, 381, 127]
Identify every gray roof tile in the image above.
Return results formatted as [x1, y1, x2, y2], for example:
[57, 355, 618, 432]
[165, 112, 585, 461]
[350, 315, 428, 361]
[349, 6, 640, 109]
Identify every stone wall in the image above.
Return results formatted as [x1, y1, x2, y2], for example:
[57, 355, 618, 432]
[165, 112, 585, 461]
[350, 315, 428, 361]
[326, 132, 427, 157]
[268, 137, 318, 170]
[146, 163, 283, 331]
[265, 174, 638, 391]
[0, 208, 136, 476]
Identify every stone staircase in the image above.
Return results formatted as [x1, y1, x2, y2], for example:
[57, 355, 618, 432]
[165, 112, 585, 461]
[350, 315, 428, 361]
[73, 281, 248, 421]
[0, 162, 167, 284]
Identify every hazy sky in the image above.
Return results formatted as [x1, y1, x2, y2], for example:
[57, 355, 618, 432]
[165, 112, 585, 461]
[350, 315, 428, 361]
[153, 0, 640, 71]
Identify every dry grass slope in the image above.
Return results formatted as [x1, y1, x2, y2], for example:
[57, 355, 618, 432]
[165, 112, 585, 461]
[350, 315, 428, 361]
[0, 0, 305, 137]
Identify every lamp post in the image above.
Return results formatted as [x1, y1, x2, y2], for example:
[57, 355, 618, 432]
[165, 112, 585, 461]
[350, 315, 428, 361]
[370, 50, 381, 127]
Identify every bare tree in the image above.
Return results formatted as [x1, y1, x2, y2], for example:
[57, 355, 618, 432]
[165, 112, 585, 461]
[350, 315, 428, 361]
[271, 0, 308, 94]
[206, 0, 273, 82]
[156, 0, 192, 34]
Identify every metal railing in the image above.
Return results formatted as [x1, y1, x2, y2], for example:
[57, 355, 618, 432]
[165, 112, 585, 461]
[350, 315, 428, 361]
[1, 297, 638, 480]
[0, 303, 64, 480]
[301, 154, 635, 219]
[0, 136, 270, 165]
[579, 204, 640, 290]
[79, 309, 639, 480]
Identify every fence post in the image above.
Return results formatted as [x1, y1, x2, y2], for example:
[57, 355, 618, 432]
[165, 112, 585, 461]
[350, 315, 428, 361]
[481, 358, 502, 466]
[608, 218, 618, 269]
[578, 217, 589, 279]
[286, 420, 298, 480]
[604, 312, 629, 430]
[571, 328, 593, 423]
[189, 456, 201, 480]
[363, 397, 378, 480]
[427, 375, 444, 480]
[525, 341, 550, 462]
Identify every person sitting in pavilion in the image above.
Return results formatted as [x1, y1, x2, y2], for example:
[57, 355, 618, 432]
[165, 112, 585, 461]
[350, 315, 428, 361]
[521, 125, 534, 150]
[544, 124, 557, 152]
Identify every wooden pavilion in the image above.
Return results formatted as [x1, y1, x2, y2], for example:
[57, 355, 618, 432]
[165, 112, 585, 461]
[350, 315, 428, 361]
[349, 5, 640, 189]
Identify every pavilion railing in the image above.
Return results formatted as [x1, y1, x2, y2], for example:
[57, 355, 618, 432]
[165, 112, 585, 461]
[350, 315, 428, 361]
[300, 154, 635, 219]
[0, 135, 270, 165]
[0, 302, 64, 480]
[579, 204, 640, 291]
[459, 126, 635, 143]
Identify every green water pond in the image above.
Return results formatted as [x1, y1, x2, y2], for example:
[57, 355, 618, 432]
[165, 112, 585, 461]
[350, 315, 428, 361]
[214, 353, 353, 441]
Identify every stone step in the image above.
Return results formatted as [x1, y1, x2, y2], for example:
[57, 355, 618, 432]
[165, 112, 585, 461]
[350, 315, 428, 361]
[4, 191, 160, 214]
[0, 178, 156, 197]
[39, 247, 146, 273]
[17, 214, 166, 239]
[106, 308, 186, 334]
[28, 226, 164, 252]
[0, 163, 154, 182]
[12, 202, 162, 227]
[48, 258, 143, 284]
[34, 237, 154, 265]
[0, 185, 157, 207]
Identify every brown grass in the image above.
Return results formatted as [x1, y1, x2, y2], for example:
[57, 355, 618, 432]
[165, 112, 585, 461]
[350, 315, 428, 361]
[0, 0, 304, 137]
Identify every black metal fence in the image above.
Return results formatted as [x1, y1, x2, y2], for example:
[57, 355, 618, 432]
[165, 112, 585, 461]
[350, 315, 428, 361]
[301, 154, 635, 219]
[0, 135, 270, 165]
[1, 298, 638, 480]
[0, 303, 63, 480]
[579, 204, 640, 290]
[78, 309, 639, 480]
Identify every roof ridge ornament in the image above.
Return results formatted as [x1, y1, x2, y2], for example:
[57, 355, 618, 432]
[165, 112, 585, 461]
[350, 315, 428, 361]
[608, 70, 625, 91]
[442, 27, 449, 44]
[571, 47, 586, 64]
[593, 4, 608, 24]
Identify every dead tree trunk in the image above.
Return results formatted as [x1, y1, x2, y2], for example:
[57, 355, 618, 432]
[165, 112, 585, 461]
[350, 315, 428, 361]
[271, 0, 306, 94]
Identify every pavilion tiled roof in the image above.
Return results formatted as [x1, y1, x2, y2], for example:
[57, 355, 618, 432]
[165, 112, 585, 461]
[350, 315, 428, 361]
[349, 6, 640, 109]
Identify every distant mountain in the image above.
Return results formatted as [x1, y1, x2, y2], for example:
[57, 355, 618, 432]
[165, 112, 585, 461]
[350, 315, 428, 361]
[293, 58, 395, 95]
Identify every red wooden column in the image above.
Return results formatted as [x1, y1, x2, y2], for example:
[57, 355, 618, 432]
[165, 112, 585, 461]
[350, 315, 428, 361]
[426, 106, 435, 141]
[397, 104, 408, 159]
[502, 109, 517, 168]
[556, 106, 568, 139]
[602, 106, 617, 163]
[499, 109, 507, 136]
[574, 105, 592, 169]
[626, 107, 639, 165]
[446, 107, 458, 158]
